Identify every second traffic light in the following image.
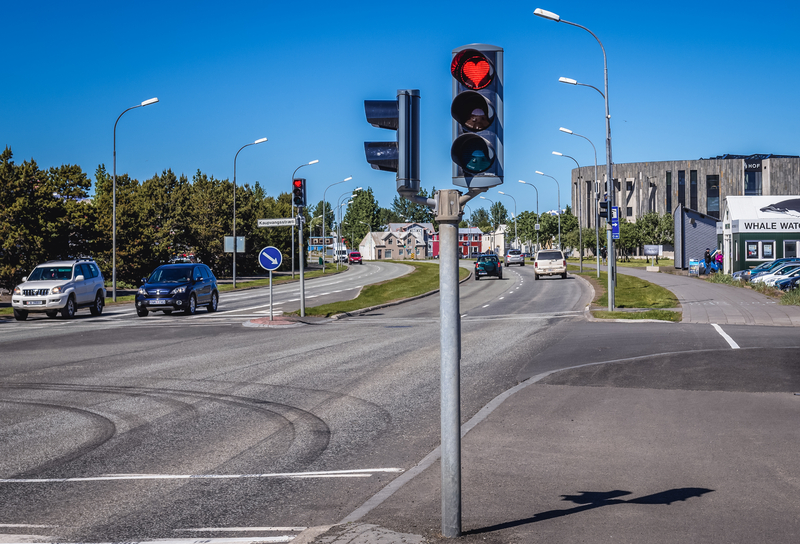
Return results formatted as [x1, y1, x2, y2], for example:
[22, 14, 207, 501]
[451, 44, 503, 189]
[292, 178, 307, 208]
[364, 89, 420, 194]
[599, 200, 609, 220]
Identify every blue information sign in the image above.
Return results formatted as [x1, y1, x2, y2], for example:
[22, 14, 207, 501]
[611, 206, 620, 240]
[258, 246, 283, 271]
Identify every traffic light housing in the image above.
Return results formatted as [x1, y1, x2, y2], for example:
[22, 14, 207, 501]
[451, 44, 503, 189]
[599, 200, 609, 220]
[292, 178, 306, 208]
[364, 89, 420, 194]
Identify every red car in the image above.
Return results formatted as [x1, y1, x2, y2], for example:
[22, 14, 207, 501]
[348, 251, 363, 265]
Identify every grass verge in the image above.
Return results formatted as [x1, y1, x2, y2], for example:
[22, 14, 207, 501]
[705, 272, 800, 305]
[297, 261, 470, 318]
[568, 265, 680, 321]
[567, 257, 675, 268]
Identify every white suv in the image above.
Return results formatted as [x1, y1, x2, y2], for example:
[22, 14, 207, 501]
[534, 249, 567, 280]
[11, 259, 105, 321]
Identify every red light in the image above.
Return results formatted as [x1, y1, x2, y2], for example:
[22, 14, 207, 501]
[451, 49, 495, 90]
[293, 179, 303, 188]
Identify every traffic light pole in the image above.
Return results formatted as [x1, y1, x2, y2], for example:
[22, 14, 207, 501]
[298, 213, 305, 317]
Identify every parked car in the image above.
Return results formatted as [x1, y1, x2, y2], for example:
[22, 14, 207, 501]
[751, 264, 800, 286]
[505, 249, 525, 266]
[744, 258, 800, 282]
[474, 254, 502, 280]
[11, 258, 105, 321]
[534, 249, 567, 280]
[348, 251, 363, 265]
[775, 275, 800, 291]
[135, 263, 219, 317]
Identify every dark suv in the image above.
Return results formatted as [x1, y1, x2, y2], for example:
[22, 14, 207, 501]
[136, 263, 219, 317]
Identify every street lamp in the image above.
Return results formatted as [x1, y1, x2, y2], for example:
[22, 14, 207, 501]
[536, 6, 615, 308]
[552, 151, 583, 272]
[112, 97, 159, 302]
[518, 180, 540, 253]
[497, 191, 518, 250]
[321, 176, 353, 273]
[336, 188, 361, 268]
[535, 171, 561, 250]
[560, 127, 601, 278]
[232, 137, 268, 288]
[290, 159, 319, 279]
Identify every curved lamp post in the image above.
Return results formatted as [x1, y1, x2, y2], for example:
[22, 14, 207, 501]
[518, 180, 540, 253]
[553, 151, 583, 272]
[112, 97, 159, 302]
[233, 137, 268, 288]
[535, 171, 561, 250]
[336, 188, 362, 268]
[497, 191, 518, 250]
[321, 176, 353, 273]
[479, 196, 499, 254]
[290, 159, 319, 279]
[536, 6, 615, 309]
[560, 127, 600, 277]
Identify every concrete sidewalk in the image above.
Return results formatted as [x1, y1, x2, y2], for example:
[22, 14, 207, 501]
[599, 264, 800, 326]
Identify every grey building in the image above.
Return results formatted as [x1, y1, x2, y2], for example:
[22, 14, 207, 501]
[569, 154, 800, 229]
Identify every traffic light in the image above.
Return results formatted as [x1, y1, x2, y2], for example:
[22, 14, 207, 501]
[451, 44, 503, 189]
[599, 200, 609, 220]
[292, 178, 306, 208]
[364, 89, 420, 194]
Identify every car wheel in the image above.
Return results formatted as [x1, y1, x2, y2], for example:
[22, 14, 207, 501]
[562, 272, 568, 279]
[13, 309, 28, 321]
[89, 292, 104, 316]
[136, 307, 149, 317]
[46, 311, 58, 318]
[184, 294, 197, 315]
[475, 274, 479, 281]
[498, 271, 503, 280]
[207, 291, 219, 312]
[521, 262, 525, 266]
[60, 296, 76, 319]
[534, 273, 539, 280]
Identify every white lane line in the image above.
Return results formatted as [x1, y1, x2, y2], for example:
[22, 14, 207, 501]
[0, 468, 403, 484]
[711, 323, 740, 349]
[499, 297, 504, 300]
[23, 538, 297, 544]
[482, 304, 490, 308]
[0, 524, 56, 528]
[178, 528, 306, 533]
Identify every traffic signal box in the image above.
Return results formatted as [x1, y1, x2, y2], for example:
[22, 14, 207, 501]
[451, 44, 503, 189]
[364, 89, 420, 194]
[599, 200, 609, 220]
[292, 178, 307, 208]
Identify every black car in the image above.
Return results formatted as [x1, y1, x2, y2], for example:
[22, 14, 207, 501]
[135, 263, 219, 317]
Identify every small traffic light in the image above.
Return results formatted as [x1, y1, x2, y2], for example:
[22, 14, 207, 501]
[364, 89, 420, 194]
[599, 200, 609, 220]
[451, 44, 503, 189]
[292, 178, 306, 208]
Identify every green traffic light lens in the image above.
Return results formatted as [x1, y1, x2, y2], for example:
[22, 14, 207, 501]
[451, 134, 495, 174]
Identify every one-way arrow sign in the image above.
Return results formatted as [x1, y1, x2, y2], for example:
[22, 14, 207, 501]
[258, 246, 283, 271]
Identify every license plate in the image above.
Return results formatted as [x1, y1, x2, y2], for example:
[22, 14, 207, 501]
[26, 300, 44, 305]
[151, 299, 166, 305]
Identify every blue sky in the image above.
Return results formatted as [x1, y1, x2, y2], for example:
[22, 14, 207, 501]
[4, 0, 800, 218]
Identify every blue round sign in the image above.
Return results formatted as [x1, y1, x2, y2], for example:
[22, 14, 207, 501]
[258, 246, 283, 271]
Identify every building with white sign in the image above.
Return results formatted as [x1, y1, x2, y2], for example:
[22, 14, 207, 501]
[719, 195, 800, 273]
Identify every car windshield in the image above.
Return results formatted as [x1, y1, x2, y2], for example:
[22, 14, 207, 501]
[28, 266, 73, 281]
[508, 250, 521, 255]
[148, 267, 192, 283]
[537, 251, 563, 260]
[478, 256, 498, 263]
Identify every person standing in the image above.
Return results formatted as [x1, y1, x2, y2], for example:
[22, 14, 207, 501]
[704, 248, 712, 275]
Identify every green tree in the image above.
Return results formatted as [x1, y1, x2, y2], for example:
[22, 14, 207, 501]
[343, 187, 381, 248]
[470, 208, 490, 231]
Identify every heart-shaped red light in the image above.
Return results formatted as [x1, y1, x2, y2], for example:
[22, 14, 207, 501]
[462, 60, 491, 88]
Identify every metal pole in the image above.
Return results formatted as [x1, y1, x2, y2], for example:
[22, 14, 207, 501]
[269, 270, 273, 321]
[232, 138, 267, 289]
[437, 191, 462, 538]
[291, 205, 295, 279]
[322, 176, 353, 275]
[299, 213, 305, 317]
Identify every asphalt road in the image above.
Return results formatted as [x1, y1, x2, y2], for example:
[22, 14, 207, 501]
[0, 263, 797, 543]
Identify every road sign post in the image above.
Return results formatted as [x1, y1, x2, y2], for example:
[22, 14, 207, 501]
[258, 246, 282, 321]
[611, 206, 620, 240]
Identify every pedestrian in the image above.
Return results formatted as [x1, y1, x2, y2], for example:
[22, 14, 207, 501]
[601, 246, 607, 265]
[704, 248, 712, 274]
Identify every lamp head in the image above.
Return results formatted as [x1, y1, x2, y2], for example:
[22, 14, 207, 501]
[141, 97, 159, 106]
[558, 77, 577, 85]
[254, 137, 268, 144]
[559, 127, 573, 134]
[552, 151, 563, 156]
[308, 159, 319, 165]
[535, 171, 544, 176]
[534, 8, 561, 21]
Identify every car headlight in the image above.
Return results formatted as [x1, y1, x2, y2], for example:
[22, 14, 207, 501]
[138, 287, 147, 295]
[13, 286, 21, 295]
[51, 285, 64, 294]
[170, 286, 186, 295]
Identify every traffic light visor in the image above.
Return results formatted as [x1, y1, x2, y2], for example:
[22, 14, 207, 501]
[451, 49, 495, 90]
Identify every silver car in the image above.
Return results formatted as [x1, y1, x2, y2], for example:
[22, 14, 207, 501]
[11, 259, 105, 320]
[505, 249, 525, 266]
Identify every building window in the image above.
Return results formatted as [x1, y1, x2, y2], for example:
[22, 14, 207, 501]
[626, 207, 633, 217]
[785, 241, 798, 259]
[666, 171, 672, 212]
[706, 175, 720, 219]
[762, 241, 775, 260]
[385, 249, 392, 259]
[746, 241, 758, 260]
[678, 170, 686, 208]
[744, 171, 762, 195]
[690, 170, 698, 210]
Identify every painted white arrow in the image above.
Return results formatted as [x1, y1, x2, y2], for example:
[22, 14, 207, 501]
[262, 251, 277, 265]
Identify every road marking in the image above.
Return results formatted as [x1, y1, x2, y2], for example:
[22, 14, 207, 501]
[0, 468, 403, 484]
[711, 323, 740, 349]
[499, 297, 504, 300]
[178, 528, 306, 533]
[482, 304, 490, 308]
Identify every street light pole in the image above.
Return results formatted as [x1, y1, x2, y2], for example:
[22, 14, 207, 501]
[322, 176, 353, 274]
[232, 137, 268, 289]
[479, 196, 497, 254]
[497, 191, 518, 250]
[518, 180, 540, 253]
[535, 171, 561, 250]
[112, 97, 159, 302]
[560, 127, 600, 278]
[291, 160, 319, 279]
[537, 6, 615, 309]
[553, 151, 583, 272]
